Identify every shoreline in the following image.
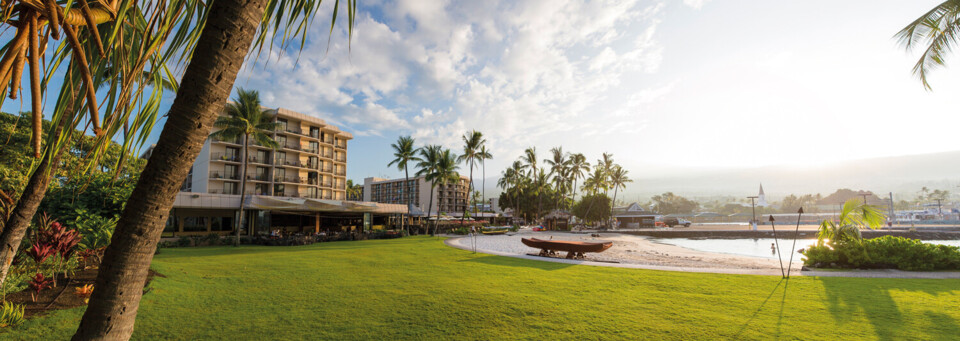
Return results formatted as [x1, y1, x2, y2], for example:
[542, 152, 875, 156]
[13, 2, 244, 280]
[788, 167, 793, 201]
[444, 230, 960, 279]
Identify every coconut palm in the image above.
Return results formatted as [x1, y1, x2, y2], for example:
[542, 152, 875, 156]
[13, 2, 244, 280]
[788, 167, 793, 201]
[457, 130, 485, 226]
[76, 2, 357, 338]
[500, 160, 526, 224]
[477, 145, 493, 213]
[416, 145, 442, 234]
[545, 147, 569, 210]
[897, 1, 960, 90]
[433, 149, 461, 235]
[817, 199, 886, 246]
[209, 88, 281, 246]
[568, 153, 590, 202]
[387, 136, 421, 233]
[521, 147, 542, 219]
[608, 166, 632, 228]
[598, 153, 615, 195]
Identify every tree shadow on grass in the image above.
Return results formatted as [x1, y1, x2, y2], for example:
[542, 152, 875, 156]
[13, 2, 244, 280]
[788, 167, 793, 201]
[818, 277, 960, 340]
[458, 255, 575, 271]
[732, 279, 783, 339]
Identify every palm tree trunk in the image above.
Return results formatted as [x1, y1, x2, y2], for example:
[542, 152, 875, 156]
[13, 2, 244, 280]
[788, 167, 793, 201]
[481, 161, 485, 216]
[0, 115, 69, 287]
[426, 184, 434, 236]
[460, 164, 472, 227]
[236, 134, 249, 246]
[611, 188, 618, 229]
[403, 167, 409, 235]
[72, 1, 267, 339]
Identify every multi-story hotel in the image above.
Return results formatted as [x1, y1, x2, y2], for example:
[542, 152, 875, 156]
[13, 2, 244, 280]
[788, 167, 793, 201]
[362, 175, 470, 216]
[183, 108, 350, 200]
[157, 105, 406, 237]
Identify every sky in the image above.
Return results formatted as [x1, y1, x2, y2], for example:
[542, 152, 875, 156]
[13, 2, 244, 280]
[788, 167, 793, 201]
[5, 0, 960, 195]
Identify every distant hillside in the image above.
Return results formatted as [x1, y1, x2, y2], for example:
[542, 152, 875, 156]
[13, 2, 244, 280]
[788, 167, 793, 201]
[627, 151, 960, 200]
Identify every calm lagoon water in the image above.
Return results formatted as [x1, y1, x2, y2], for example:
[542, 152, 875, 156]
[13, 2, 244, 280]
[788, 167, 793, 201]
[649, 238, 960, 260]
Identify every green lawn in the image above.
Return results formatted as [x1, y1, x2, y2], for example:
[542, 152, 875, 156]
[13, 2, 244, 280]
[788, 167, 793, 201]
[6, 236, 960, 340]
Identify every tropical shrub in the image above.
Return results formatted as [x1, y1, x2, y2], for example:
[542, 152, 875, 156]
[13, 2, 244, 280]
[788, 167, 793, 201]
[28, 273, 53, 302]
[0, 301, 25, 328]
[572, 194, 611, 224]
[803, 236, 960, 271]
[177, 236, 192, 247]
[75, 284, 94, 304]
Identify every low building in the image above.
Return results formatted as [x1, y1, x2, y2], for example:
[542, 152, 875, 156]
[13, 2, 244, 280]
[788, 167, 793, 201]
[362, 175, 469, 217]
[614, 202, 659, 228]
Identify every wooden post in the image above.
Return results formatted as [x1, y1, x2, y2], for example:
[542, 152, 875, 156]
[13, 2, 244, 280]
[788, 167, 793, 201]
[315, 212, 320, 234]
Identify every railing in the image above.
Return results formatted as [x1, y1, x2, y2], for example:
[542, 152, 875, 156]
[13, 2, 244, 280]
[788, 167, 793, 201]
[211, 153, 241, 162]
[336, 183, 346, 190]
[246, 174, 270, 181]
[284, 144, 303, 151]
[276, 159, 305, 168]
[212, 136, 241, 144]
[284, 127, 303, 135]
[322, 151, 333, 158]
[306, 161, 319, 169]
[321, 181, 332, 187]
[209, 171, 240, 180]
[335, 155, 346, 162]
[209, 189, 238, 195]
[274, 176, 306, 184]
[307, 178, 319, 185]
[321, 166, 333, 172]
[273, 192, 300, 198]
[247, 156, 271, 165]
[303, 147, 319, 154]
[335, 169, 345, 176]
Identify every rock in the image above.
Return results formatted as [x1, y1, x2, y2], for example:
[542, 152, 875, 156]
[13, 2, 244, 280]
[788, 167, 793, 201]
[801, 266, 810, 271]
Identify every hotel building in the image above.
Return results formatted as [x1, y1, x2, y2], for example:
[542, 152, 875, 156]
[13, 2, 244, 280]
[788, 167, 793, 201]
[160, 106, 406, 237]
[184, 107, 350, 200]
[362, 175, 469, 217]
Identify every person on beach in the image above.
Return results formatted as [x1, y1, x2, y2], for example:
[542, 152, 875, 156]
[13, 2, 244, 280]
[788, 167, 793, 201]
[771, 243, 776, 254]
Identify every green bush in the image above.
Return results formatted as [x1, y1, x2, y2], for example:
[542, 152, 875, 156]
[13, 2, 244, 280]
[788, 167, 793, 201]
[0, 301, 25, 328]
[802, 236, 960, 270]
[177, 236, 192, 247]
[450, 227, 470, 235]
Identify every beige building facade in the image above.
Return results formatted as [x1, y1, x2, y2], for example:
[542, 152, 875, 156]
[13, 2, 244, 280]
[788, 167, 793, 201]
[184, 107, 351, 200]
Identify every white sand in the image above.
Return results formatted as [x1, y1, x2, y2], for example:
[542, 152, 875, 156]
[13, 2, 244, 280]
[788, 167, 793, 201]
[451, 229, 801, 270]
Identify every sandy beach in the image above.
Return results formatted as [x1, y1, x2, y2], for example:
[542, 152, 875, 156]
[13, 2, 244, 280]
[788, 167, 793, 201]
[448, 229, 802, 271]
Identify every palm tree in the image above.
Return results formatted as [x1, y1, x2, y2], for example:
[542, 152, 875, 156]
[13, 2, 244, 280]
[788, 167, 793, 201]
[598, 153, 615, 196]
[457, 130, 485, 226]
[209, 88, 280, 246]
[569, 153, 590, 203]
[416, 145, 442, 235]
[387, 136, 420, 234]
[608, 166, 632, 229]
[433, 149, 460, 235]
[579, 166, 609, 228]
[521, 147, 541, 219]
[545, 147, 568, 211]
[499, 161, 525, 224]
[76, 2, 357, 338]
[477, 145, 493, 213]
[897, 2, 960, 90]
[344, 179, 363, 201]
[817, 199, 886, 247]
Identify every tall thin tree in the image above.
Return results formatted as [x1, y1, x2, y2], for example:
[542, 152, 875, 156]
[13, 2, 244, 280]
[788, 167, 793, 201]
[457, 130, 485, 226]
[74, 1, 357, 339]
[416, 145, 441, 235]
[608, 166, 632, 229]
[209, 88, 280, 246]
[477, 145, 492, 215]
[387, 136, 420, 234]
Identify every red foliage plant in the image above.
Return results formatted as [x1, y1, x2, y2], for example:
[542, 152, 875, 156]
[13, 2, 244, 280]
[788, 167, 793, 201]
[28, 273, 53, 301]
[38, 220, 82, 259]
[24, 243, 54, 264]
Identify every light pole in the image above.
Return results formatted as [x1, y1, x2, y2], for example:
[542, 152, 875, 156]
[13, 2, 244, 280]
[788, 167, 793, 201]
[747, 196, 758, 230]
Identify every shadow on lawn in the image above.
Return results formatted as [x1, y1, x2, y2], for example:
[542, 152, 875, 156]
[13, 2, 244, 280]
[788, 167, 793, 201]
[732, 279, 783, 339]
[458, 255, 575, 270]
[818, 277, 960, 340]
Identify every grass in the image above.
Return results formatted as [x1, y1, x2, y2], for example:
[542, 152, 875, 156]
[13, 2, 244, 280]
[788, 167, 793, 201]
[5, 236, 960, 340]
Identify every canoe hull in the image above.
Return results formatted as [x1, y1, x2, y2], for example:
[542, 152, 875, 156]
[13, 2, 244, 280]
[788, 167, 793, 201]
[521, 238, 612, 253]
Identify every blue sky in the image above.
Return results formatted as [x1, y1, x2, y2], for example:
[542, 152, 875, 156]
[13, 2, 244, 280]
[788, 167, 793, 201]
[6, 0, 959, 196]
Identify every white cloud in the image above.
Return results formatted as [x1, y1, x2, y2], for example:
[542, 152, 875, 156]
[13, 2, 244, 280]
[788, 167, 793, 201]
[682, 0, 711, 10]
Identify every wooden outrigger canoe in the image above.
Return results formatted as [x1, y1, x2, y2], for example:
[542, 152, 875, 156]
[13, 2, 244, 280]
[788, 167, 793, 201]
[521, 238, 613, 259]
[481, 229, 508, 235]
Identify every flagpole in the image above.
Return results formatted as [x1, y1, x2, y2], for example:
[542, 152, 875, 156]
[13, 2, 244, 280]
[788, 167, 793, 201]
[785, 207, 804, 278]
[769, 215, 785, 278]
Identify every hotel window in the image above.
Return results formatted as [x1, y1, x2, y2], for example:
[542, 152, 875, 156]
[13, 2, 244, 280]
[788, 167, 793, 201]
[309, 141, 319, 153]
[223, 182, 238, 194]
[274, 184, 285, 196]
[256, 150, 270, 163]
[276, 151, 286, 164]
[224, 165, 239, 179]
[256, 167, 269, 180]
[275, 168, 285, 181]
[310, 127, 320, 138]
[183, 217, 207, 232]
[225, 147, 240, 160]
[210, 217, 233, 232]
[277, 118, 288, 131]
[255, 183, 269, 195]
[276, 135, 287, 147]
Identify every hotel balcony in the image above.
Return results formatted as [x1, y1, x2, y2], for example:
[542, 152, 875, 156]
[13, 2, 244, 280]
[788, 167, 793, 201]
[209, 171, 240, 181]
[321, 180, 333, 188]
[246, 174, 270, 182]
[208, 189, 238, 195]
[246, 155, 272, 165]
[211, 153, 241, 163]
[211, 137, 241, 145]
[276, 158, 307, 169]
[274, 176, 307, 185]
